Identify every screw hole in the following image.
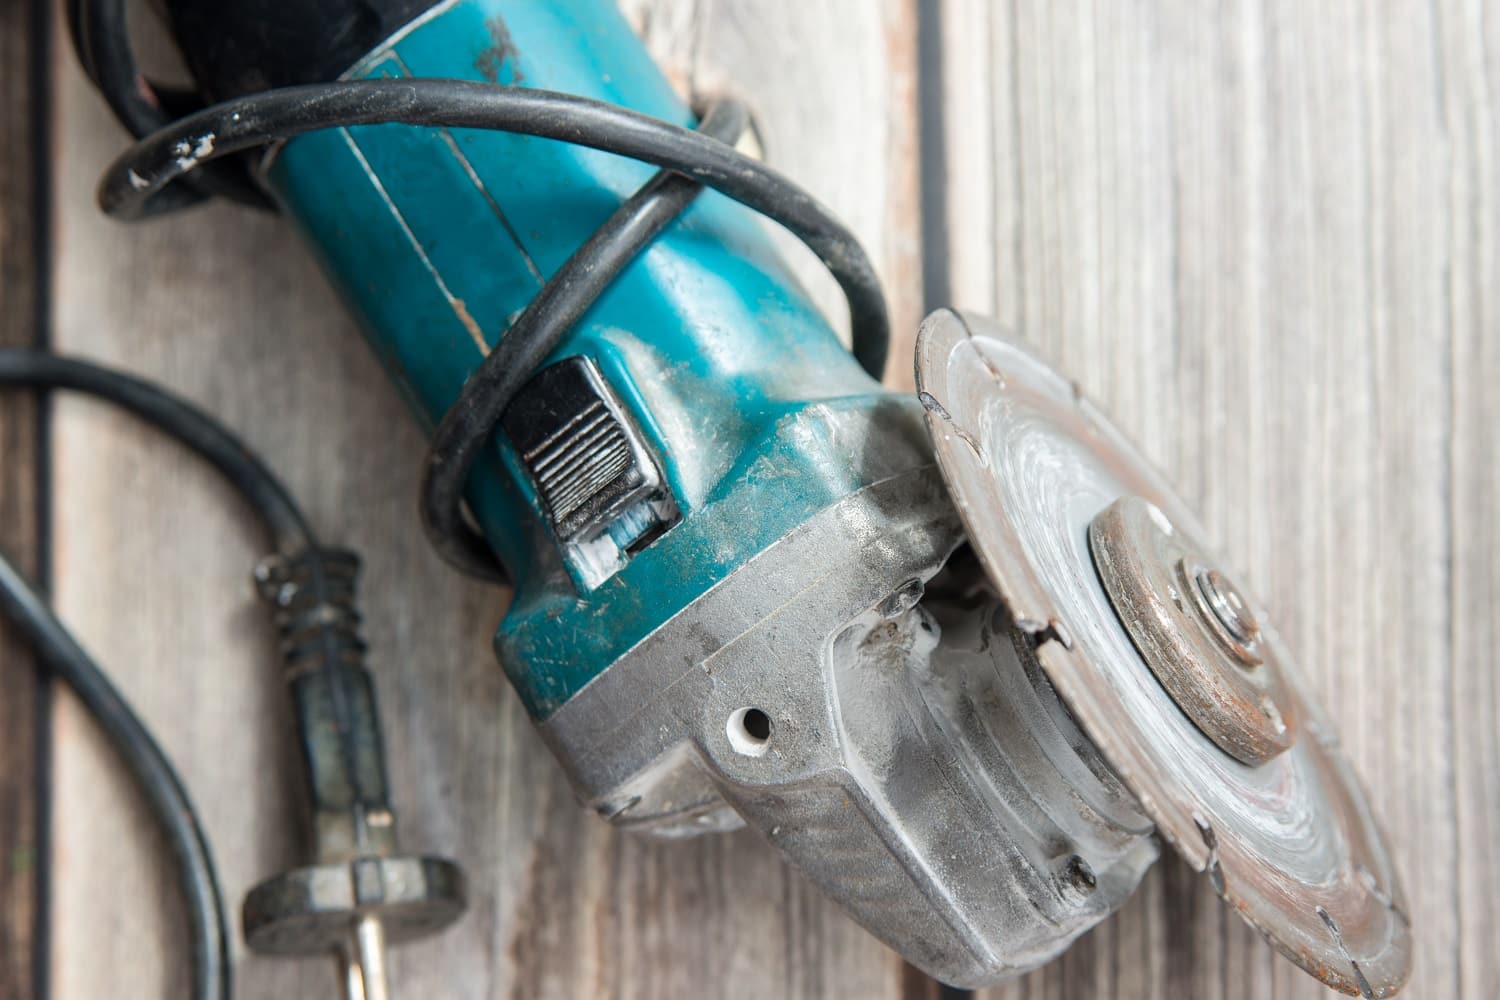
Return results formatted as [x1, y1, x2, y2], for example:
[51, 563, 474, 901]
[1066, 855, 1096, 891]
[727, 707, 773, 757]
[1058, 855, 1098, 902]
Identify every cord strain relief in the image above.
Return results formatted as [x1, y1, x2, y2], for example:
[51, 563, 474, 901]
[253, 546, 368, 676]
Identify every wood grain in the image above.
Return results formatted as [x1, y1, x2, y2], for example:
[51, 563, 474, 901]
[39, 1, 1498, 999]
[1440, 5, 1500, 998]
[0, 1, 46, 997]
[940, 2, 1495, 998]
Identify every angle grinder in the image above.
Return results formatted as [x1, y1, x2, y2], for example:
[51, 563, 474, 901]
[58, 0, 1412, 994]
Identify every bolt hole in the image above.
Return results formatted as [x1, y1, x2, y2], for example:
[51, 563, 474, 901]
[743, 708, 771, 740]
[1061, 855, 1097, 899]
[878, 578, 925, 619]
[727, 707, 773, 757]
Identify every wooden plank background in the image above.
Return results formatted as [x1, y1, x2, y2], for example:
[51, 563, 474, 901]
[2, 0, 1491, 998]
[0, 1, 46, 998]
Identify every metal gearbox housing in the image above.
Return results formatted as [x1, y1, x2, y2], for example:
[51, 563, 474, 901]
[541, 403, 1158, 987]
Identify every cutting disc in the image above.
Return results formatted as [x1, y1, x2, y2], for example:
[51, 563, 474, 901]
[914, 309, 1411, 997]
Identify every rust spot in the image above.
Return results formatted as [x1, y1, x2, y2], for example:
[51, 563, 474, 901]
[476, 16, 523, 84]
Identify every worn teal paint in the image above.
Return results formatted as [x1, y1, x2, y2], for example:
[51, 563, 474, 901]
[266, 0, 899, 717]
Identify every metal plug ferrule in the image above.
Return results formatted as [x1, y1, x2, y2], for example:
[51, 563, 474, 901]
[243, 548, 466, 1000]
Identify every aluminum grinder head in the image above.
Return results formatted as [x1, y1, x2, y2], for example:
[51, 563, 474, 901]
[913, 309, 1412, 997]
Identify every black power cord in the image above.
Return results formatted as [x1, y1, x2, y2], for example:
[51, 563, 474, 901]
[0, 552, 229, 1000]
[0, 352, 390, 1000]
[95, 78, 892, 581]
[95, 80, 889, 377]
[0, 353, 313, 549]
[0, 351, 327, 1000]
[63, 0, 270, 210]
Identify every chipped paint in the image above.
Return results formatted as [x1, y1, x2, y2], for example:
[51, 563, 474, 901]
[475, 16, 523, 83]
[169, 133, 217, 176]
[339, 130, 491, 356]
[449, 299, 487, 353]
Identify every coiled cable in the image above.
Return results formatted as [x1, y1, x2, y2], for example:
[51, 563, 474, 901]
[95, 79, 892, 580]
[0, 352, 392, 1000]
[64, 0, 270, 209]
[0, 350, 314, 1000]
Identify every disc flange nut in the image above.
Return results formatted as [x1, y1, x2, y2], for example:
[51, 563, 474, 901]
[1087, 495, 1297, 766]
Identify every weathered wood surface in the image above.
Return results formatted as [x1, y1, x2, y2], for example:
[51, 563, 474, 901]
[945, 3, 1498, 998]
[34, 1, 1499, 999]
[0, 1, 45, 998]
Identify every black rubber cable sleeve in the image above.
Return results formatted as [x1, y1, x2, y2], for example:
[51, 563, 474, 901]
[0, 350, 314, 553]
[96, 78, 890, 381]
[0, 552, 231, 1000]
[66, 0, 270, 209]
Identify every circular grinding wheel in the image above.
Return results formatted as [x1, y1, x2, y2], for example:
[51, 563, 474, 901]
[914, 309, 1411, 997]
